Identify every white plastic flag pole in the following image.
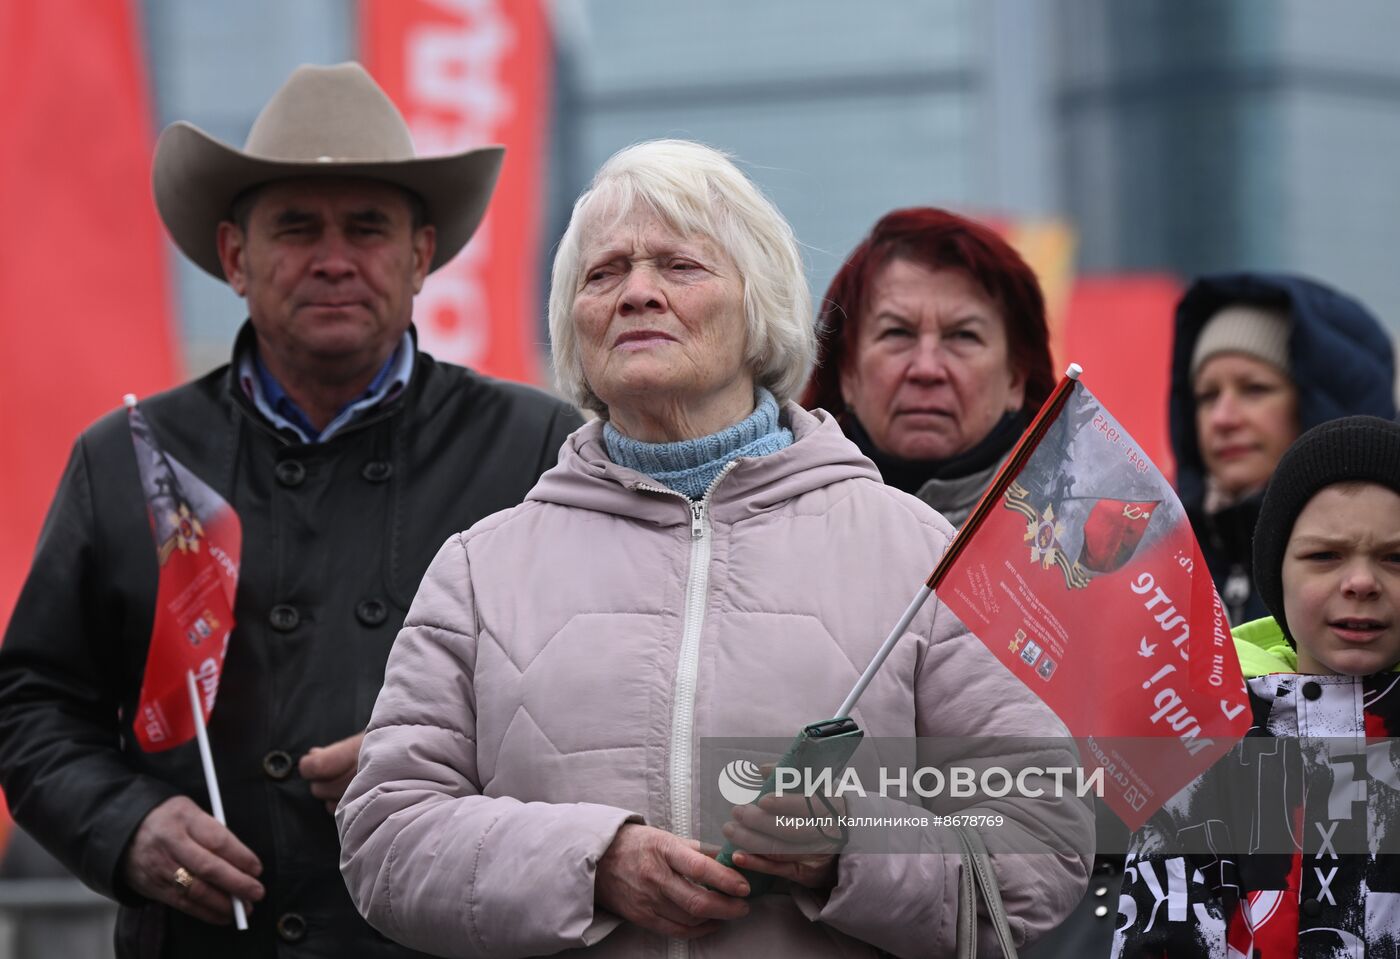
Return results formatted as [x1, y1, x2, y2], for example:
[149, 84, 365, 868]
[833, 363, 1084, 720]
[835, 585, 933, 718]
[186, 670, 249, 930]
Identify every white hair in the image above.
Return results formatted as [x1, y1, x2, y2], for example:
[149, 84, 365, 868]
[548, 139, 815, 415]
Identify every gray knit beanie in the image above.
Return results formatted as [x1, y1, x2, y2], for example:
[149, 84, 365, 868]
[1253, 415, 1400, 642]
[1191, 303, 1291, 380]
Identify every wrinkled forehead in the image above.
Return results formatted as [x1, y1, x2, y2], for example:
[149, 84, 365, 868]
[574, 184, 728, 258]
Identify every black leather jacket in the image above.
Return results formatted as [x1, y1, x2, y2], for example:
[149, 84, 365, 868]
[0, 326, 583, 958]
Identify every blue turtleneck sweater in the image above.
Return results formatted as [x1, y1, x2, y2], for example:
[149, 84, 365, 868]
[603, 388, 793, 500]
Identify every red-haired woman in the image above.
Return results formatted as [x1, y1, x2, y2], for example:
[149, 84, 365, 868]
[803, 207, 1054, 526]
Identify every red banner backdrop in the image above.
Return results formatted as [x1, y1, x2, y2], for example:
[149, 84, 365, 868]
[0, 0, 177, 850]
[1064, 276, 1182, 483]
[990, 217, 1181, 478]
[361, 0, 551, 384]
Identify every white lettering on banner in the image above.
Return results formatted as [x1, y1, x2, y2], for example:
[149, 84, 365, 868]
[1144, 687, 1214, 756]
[1220, 699, 1246, 721]
[1142, 664, 1177, 687]
[1206, 591, 1230, 686]
[410, 22, 512, 128]
[1085, 736, 1130, 791]
[195, 657, 220, 713]
[1132, 572, 1241, 745]
[143, 704, 167, 743]
[208, 544, 237, 581]
[400, 0, 515, 367]
[1129, 574, 1192, 660]
[426, 0, 501, 18]
[1137, 568, 1246, 721]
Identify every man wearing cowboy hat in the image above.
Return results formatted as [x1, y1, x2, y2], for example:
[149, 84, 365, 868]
[0, 62, 581, 958]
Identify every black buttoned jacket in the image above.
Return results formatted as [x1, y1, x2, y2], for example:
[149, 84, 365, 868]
[0, 326, 583, 958]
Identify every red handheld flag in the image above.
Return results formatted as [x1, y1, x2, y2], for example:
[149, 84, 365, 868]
[931, 369, 1251, 828]
[128, 404, 241, 751]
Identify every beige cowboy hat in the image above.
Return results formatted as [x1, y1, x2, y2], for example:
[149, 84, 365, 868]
[152, 61, 504, 280]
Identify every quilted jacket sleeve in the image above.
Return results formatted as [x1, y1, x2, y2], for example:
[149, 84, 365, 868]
[337, 534, 640, 958]
[791, 598, 1094, 958]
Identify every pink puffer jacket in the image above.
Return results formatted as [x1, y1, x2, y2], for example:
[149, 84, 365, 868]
[338, 404, 1091, 958]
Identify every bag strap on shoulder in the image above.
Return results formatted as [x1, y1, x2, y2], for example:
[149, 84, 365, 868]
[953, 825, 1018, 959]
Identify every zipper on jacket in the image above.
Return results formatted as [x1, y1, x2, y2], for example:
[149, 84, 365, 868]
[636, 463, 736, 959]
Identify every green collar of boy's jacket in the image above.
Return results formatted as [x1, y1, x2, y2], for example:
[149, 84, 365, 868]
[1232, 617, 1297, 676]
[1232, 616, 1400, 676]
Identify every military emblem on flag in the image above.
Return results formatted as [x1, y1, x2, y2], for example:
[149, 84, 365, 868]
[128, 402, 242, 751]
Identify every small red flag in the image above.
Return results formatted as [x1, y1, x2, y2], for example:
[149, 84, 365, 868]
[128, 404, 241, 752]
[932, 371, 1252, 828]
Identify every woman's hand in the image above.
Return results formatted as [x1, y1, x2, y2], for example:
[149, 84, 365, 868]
[596, 824, 752, 939]
[722, 792, 843, 890]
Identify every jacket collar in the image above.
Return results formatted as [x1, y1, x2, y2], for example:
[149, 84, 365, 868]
[914, 454, 1009, 527]
[1232, 616, 1297, 676]
[222, 321, 444, 443]
[528, 403, 881, 526]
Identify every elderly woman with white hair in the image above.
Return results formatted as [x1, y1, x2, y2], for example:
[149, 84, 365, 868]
[338, 139, 1090, 958]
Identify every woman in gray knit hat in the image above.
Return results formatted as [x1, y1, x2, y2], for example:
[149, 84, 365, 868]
[1168, 272, 1397, 625]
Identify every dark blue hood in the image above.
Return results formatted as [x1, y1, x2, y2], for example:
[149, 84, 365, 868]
[1169, 272, 1397, 512]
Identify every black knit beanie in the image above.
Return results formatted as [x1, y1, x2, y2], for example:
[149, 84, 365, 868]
[1254, 415, 1400, 642]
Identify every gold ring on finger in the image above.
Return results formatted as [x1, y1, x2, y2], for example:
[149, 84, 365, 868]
[173, 866, 195, 891]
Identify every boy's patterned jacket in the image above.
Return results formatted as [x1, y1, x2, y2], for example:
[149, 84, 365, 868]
[1114, 617, 1400, 958]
